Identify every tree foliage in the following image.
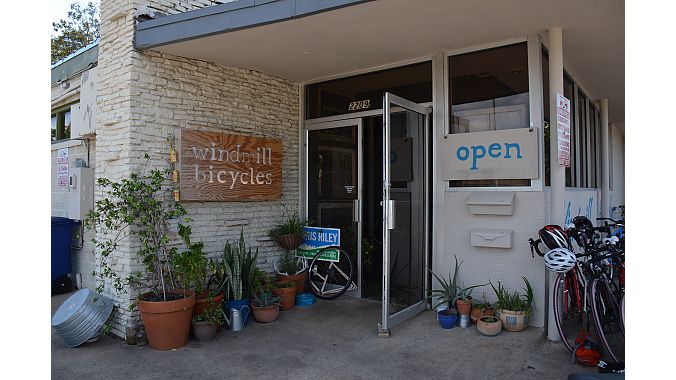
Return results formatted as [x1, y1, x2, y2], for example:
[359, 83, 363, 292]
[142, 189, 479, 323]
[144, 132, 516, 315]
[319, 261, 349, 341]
[51, 2, 100, 64]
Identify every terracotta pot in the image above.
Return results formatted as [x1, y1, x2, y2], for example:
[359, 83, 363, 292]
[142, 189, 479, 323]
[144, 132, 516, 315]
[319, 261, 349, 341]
[252, 304, 280, 323]
[470, 307, 495, 324]
[496, 309, 530, 332]
[276, 233, 301, 250]
[193, 291, 224, 317]
[138, 289, 195, 350]
[477, 316, 502, 336]
[273, 281, 297, 311]
[192, 320, 218, 342]
[455, 298, 473, 315]
[277, 271, 307, 294]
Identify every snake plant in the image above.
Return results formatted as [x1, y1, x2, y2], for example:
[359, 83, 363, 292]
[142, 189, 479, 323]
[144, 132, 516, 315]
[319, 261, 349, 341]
[214, 229, 259, 301]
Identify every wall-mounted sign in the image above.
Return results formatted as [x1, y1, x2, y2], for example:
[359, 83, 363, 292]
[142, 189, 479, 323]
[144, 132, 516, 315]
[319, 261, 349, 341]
[441, 128, 539, 180]
[179, 130, 282, 201]
[296, 226, 340, 262]
[556, 93, 571, 167]
[57, 148, 69, 187]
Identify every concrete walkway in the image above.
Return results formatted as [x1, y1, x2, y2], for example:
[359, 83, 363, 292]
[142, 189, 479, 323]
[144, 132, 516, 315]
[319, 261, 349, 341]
[52, 292, 596, 379]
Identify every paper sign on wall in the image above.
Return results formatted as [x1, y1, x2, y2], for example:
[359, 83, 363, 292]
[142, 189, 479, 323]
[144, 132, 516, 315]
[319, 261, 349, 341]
[57, 148, 69, 187]
[556, 93, 571, 167]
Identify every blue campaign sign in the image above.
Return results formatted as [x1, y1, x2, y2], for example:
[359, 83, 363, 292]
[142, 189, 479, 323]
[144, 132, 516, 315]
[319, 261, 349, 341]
[296, 226, 340, 262]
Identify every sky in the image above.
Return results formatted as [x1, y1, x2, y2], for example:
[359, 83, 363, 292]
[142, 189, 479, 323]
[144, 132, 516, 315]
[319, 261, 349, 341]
[51, 0, 99, 25]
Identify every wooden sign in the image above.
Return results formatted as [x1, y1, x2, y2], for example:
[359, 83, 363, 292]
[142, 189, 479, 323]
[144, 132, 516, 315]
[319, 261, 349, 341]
[179, 130, 282, 201]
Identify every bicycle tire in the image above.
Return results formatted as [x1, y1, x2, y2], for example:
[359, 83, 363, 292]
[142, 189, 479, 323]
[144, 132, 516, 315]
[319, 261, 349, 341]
[307, 246, 354, 300]
[553, 270, 603, 354]
[553, 272, 582, 353]
[591, 278, 624, 363]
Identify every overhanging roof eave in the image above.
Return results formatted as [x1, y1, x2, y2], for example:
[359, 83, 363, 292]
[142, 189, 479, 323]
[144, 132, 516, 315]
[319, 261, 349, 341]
[134, 0, 372, 50]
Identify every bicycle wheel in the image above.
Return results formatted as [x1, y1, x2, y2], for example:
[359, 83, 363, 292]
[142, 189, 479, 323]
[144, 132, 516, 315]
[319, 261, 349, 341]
[553, 272, 585, 352]
[308, 246, 354, 300]
[591, 278, 625, 363]
[553, 270, 603, 353]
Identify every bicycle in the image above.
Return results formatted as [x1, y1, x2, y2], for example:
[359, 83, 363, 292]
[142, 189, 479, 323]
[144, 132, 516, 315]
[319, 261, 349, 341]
[307, 246, 357, 300]
[531, 219, 625, 363]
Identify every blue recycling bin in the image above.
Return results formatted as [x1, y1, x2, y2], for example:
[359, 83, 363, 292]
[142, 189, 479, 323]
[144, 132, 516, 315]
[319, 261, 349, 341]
[51, 217, 79, 286]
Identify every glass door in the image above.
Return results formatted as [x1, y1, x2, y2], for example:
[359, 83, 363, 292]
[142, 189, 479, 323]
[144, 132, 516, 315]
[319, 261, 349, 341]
[306, 119, 362, 298]
[379, 93, 430, 337]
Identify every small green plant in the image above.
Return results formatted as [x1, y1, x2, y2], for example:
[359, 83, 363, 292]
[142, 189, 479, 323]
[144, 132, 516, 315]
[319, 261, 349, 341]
[268, 211, 309, 239]
[278, 250, 304, 275]
[427, 254, 486, 309]
[172, 224, 209, 293]
[481, 316, 499, 323]
[456, 281, 487, 302]
[490, 277, 534, 318]
[193, 297, 224, 326]
[252, 275, 281, 307]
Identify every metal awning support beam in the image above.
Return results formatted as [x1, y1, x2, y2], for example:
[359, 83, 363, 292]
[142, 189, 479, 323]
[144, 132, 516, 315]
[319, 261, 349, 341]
[134, 0, 372, 50]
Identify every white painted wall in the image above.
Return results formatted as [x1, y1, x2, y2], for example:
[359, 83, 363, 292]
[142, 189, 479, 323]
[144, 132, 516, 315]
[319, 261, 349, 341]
[52, 67, 98, 292]
[439, 191, 547, 327]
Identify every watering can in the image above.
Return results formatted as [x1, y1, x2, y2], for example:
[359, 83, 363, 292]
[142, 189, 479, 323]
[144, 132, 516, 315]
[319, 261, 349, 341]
[223, 305, 250, 332]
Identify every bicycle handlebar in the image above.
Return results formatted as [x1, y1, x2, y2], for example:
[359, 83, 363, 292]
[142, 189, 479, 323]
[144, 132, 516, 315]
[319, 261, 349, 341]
[528, 238, 545, 258]
[596, 217, 624, 225]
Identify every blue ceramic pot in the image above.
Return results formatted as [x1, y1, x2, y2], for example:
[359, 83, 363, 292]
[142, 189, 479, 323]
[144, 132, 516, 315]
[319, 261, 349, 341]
[437, 309, 458, 329]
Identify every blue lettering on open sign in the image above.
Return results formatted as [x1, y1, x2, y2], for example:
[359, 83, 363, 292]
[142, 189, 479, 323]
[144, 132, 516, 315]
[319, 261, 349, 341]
[456, 142, 522, 170]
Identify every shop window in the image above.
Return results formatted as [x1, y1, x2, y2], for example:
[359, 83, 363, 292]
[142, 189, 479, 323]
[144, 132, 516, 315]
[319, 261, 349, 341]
[542, 45, 600, 189]
[543, 50, 577, 188]
[51, 107, 72, 142]
[305, 61, 432, 120]
[448, 42, 530, 188]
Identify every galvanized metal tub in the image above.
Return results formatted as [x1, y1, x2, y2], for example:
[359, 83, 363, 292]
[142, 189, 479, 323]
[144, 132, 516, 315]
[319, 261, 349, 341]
[51, 288, 114, 347]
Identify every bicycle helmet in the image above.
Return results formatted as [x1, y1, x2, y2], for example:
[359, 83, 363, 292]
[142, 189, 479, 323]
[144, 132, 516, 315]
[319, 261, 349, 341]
[538, 225, 570, 250]
[543, 247, 577, 273]
[572, 216, 594, 237]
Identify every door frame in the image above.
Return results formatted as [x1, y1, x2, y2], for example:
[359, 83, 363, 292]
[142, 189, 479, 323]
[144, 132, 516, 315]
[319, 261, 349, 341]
[304, 118, 363, 298]
[378, 92, 432, 337]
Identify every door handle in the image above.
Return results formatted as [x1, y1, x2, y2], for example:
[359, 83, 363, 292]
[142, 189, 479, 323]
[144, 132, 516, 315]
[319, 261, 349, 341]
[387, 199, 396, 230]
[353, 199, 360, 222]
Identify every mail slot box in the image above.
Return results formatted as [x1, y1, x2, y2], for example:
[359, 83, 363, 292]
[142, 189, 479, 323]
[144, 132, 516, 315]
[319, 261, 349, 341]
[466, 191, 515, 215]
[470, 229, 513, 249]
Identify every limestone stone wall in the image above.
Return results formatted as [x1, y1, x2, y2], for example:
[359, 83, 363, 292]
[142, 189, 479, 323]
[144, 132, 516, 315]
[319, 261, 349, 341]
[96, 0, 299, 337]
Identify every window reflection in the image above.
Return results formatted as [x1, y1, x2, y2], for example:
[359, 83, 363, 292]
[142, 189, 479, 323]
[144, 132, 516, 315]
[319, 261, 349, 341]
[449, 43, 530, 134]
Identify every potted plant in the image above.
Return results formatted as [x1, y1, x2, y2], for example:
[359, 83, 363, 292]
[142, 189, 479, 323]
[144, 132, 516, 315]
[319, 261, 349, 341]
[84, 154, 195, 351]
[490, 276, 534, 332]
[269, 212, 309, 251]
[426, 257, 461, 329]
[455, 284, 486, 316]
[251, 274, 281, 323]
[428, 255, 485, 316]
[211, 229, 260, 325]
[273, 280, 297, 311]
[192, 296, 224, 342]
[276, 250, 307, 294]
[173, 224, 224, 317]
[477, 315, 502, 336]
[470, 296, 495, 324]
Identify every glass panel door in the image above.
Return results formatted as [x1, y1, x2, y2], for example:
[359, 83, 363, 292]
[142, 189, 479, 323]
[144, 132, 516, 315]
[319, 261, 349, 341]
[379, 93, 430, 337]
[306, 119, 362, 297]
